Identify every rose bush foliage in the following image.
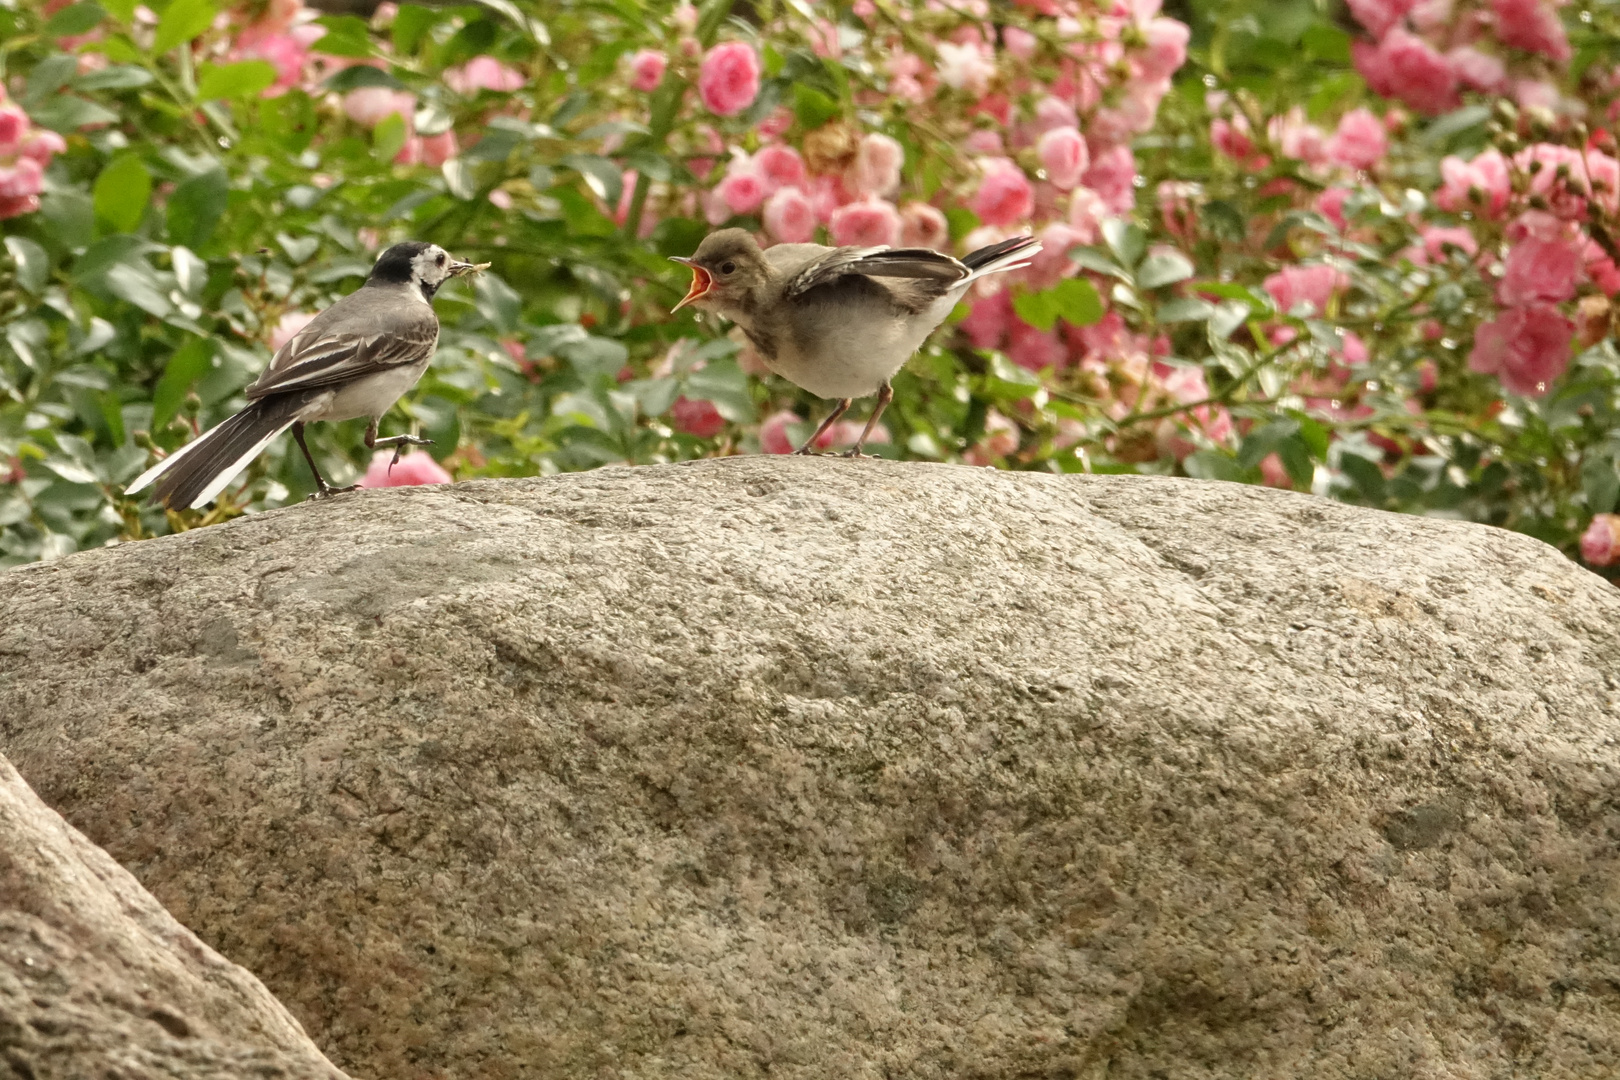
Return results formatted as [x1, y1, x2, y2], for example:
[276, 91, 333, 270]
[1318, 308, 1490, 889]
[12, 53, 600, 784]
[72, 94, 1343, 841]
[2, 0, 1620, 578]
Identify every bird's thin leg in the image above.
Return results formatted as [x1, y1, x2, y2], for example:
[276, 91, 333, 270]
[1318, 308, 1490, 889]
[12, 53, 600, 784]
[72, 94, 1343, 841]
[793, 399, 852, 455]
[363, 418, 433, 474]
[843, 381, 894, 459]
[293, 422, 355, 499]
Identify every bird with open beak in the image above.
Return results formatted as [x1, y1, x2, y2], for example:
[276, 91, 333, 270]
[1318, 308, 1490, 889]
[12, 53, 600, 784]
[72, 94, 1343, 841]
[671, 229, 1041, 456]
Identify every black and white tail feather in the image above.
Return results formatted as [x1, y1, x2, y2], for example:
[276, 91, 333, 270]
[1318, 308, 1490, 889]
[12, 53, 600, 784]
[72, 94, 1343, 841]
[125, 392, 318, 511]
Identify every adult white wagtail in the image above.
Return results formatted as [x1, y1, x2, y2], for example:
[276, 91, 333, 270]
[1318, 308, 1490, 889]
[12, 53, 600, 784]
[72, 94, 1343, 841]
[127, 241, 486, 510]
[671, 229, 1041, 455]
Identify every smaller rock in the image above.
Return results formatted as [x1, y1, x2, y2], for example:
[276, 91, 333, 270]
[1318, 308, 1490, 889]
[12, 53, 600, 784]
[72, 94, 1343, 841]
[0, 753, 347, 1080]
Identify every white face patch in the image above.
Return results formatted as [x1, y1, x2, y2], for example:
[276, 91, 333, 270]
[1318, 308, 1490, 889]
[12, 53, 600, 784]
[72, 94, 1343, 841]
[410, 245, 454, 289]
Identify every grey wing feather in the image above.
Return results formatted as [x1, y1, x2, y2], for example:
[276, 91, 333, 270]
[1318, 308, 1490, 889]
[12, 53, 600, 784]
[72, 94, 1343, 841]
[246, 291, 439, 400]
[781, 246, 969, 300]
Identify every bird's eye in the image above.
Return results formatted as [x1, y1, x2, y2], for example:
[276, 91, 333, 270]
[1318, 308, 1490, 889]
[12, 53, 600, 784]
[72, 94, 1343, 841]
[720, 261, 736, 275]
[437, 253, 446, 265]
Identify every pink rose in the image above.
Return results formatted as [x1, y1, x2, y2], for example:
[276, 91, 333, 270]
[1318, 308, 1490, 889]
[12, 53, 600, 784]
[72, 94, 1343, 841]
[18, 130, 65, 165]
[1082, 144, 1139, 214]
[1037, 127, 1089, 191]
[0, 106, 27, 153]
[1581, 514, 1620, 566]
[900, 202, 948, 249]
[935, 41, 996, 94]
[343, 87, 415, 128]
[1586, 240, 1620, 297]
[1352, 28, 1457, 116]
[849, 133, 903, 197]
[759, 411, 798, 454]
[963, 129, 1004, 155]
[420, 130, 458, 168]
[1468, 304, 1574, 397]
[755, 144, 806, 191]
[0, 158, 43, 199]
[1499, 236, 1584, 306]
[670, 396, 726, 438]
[1435, 150, 1510, 217]
[1269, 108, 1328, 165]
[358, 449, 452, 488]
[1002, 27, 1037, 60]
[1135, 18, 1189, 81]
[1317, 187, 1352, 230]
[717, 162, 769, 215]
[1419, 225, 1478, 263]
[628, 49, 667, 92]
[1325, 107, 1387, 171]
[698, 41, 760, 117]
[1032, 96, 1078, 134]
[1448, 47, 1506, 93]
[969, 160, 1034, 226]
[1007, 320, 1066, 371]
[269, 311, 318, 352]
[763, 186, 816, 243]
[445, 56, 525, 94]
[1264, 264, 1348, 317]
[960, 289, 1013, 350]
[1021, 223, 1087, 290]
[828, 197, 902, 247]
[1346, 0, 1417, 37]
[1491, 0, 1572, 62]
[0, 193, 39, 220]
[232, 29, 308, 96]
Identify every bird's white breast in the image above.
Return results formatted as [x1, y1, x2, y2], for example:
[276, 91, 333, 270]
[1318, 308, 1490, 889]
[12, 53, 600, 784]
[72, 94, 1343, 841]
[301, 360, 432, 424]
[769, 291, 961, 400]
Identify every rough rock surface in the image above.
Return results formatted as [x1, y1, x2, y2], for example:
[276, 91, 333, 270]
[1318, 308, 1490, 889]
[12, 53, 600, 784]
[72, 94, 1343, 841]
[2, 457, 1619, 1080]
[0, 754, 348, 1080]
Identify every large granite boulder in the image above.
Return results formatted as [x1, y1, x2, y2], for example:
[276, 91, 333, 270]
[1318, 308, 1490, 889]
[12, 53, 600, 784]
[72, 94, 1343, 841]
[0, 753, 347, 1080]
[1, 457, 1617, 1079]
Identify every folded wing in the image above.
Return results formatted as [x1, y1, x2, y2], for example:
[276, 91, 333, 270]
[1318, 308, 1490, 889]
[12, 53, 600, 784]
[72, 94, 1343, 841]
[246, 296, 439, 401]
[782, 246, 970, 301]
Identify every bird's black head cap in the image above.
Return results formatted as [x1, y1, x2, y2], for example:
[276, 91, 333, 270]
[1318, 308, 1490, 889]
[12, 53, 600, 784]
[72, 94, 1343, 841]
[368, 241, 436, 286]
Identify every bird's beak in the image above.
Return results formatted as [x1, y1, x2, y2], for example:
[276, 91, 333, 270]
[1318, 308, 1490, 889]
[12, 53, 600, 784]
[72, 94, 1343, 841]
[670, 256, 712, 313]
[447, 259, 489, 277]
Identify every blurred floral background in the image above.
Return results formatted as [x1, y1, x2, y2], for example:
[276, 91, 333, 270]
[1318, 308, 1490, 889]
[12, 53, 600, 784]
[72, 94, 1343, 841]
[3, 0, 1620, 576]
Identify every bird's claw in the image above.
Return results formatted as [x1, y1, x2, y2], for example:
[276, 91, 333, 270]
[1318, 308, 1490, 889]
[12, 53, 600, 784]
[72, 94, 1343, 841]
[841, 448, 868, 459]
[307, 483, 358, 501]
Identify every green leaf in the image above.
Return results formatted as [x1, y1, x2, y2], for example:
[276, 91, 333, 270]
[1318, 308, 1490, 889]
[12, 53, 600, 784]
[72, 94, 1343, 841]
[101, 0, 136, 20]
[28, 95, 119, 132]
[166, 168, 229, 249]
[75, 64, 154, 91]
[1209, 301, 1252, 341]
[24, 54, 79, 104]
[151, 338, 215, 432]
[1583, 456, 1620, 514]
[105, 262, 172, 318]
[792, 83, 839, 128]
[1136, 251, 1195, 290]
[557, 335, 629, 380]
[372, 111, 408, 162]
[42, 458, 100, 485]
[1338, 450, 1386, 502]
[1069, 246, 1129, 280]
[4, 237, 50, 295]
[92, 154, 152, 233]
[683, 358, 753, 421]
[393, 5, 442, 54]
[473, 273, 523, 334]
[153, 0, 217, 55]
[196, 60, 276, 100]
[1184, 450, 1243, 483]
[1101, 219, 1145, 269]
[442, 158, 478, 200]
[312, 15, 374, 58]
[45, 2, 106, 37]
[1158, 297, 1214, 323]
[324, 65, 406, 93]
[1011, 278, 1102, 332]
[1421, 104, 1491, 147]
[1238, 418, 1300, 470]
[560, 154, 623, 206]
[1300, 23, 1350, 63]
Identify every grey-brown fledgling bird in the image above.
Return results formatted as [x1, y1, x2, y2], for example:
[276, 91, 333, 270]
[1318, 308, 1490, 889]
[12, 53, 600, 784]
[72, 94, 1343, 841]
[671, 229, 1041, 456]
[127, 241, 486, 510]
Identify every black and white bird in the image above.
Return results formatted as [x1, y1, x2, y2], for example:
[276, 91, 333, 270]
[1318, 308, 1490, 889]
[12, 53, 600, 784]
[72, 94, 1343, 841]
[671, 230, 1040, 455]
[128, 241, 485, 510]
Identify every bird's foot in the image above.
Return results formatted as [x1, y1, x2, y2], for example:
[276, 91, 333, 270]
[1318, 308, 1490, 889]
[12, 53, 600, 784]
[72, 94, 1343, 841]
[307, 482, 359, 501]
[370, 434, 434, 474]
[791, 444, 825, 456]
[841, 447, 869, 459]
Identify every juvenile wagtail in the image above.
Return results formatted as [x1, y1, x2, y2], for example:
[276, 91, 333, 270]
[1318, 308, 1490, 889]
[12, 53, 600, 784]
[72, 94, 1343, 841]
[670, 230, 1040, 456]
[128, 241, 487, 510]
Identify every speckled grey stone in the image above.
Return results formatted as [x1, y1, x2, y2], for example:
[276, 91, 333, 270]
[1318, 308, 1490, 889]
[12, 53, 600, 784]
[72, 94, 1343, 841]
[0, 754, 347, 1080]
[2, 457, 1618, 1080]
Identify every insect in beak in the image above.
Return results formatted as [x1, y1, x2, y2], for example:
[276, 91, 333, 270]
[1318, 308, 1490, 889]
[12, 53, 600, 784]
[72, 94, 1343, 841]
[670, 256, 712, 312]
[447, 259, 490, 277]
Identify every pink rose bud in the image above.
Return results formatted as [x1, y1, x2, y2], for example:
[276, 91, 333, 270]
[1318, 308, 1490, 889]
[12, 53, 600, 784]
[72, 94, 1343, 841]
[698, 41, 760, 117]
[445, 55, 525, 94]
[19, 130, 66, 164]
[1491, 0, 1572, 62]
[959, 288, 1013, 350]
[1136, 19, 1189, 81]
[1316, 186, 1351, 230]
[1581, 513, 1620, 566]
[1037, 126, 1089, 191]
[1346, 0, 1418, 40]
[343, 87, 415, 128]
[628, 49, 667, 92]
[969, 159, 1034, 226]
[1468, 303, 1574, 397]
[1499, 236, 1585, 306]
[670, 396, 726, 439]
[419, 130, 458, 168]
[1434, 149, 1510, 217]
[763, 186, 816, 243]
[0, 158, 44, 199]
[1081, 144, 1138, 214]
[963, 129, 1003, 155]
[0, 106, 27, 152]
[828, 197, 903, 247]
[1325, 107, 1387, 171]
[1353, 27, 1457, 116]
[899, 202, 948, 249]
[672, 2, 699, 32]
[1263, 264, 1349, 317]
[848, 132, 903, 197]
[358, 449, 452, 488]
[716, 161, 769, 215]
[1002, 27, 1037, 60]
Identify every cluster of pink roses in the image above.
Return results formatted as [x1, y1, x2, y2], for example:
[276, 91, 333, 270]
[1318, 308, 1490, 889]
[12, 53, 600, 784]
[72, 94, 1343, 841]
[1347, 0, 1570, 117]
[0, 89, 65, 221]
